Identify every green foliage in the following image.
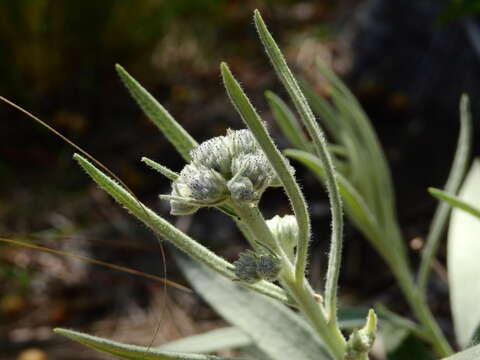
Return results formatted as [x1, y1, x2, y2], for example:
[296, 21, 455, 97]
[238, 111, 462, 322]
[418, 95, 473, 291]
[6, 7, 480, 360]
[54, 328, 245, 360]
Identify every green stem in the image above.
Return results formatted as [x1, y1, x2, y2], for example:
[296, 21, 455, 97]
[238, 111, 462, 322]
[232, 201, 346, 360]
[386, 245, 452, 357]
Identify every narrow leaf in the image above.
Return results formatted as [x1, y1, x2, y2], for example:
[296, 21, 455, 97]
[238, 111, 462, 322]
[220, 61, 311, 285]
[116, 64, 198, 161]
[418, 94, 473, 290]
[158, 327, 251, 354]
[429, 188, 480, 220]
[142, 157, 179, 181]
[448, 159, 480, 347]
[253, 11, 344, 316]
[175, 251, 330, 360]
[265, 90, 310, 151]
[54, 328, 244, 360]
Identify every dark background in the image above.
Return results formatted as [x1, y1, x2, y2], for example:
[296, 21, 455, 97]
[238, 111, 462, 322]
[1, 0, 479, 359]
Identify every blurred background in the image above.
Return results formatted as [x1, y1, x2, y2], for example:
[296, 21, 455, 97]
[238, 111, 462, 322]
[1, 0, 479, 359]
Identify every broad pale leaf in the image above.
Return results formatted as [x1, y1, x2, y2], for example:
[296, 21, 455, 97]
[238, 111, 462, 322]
[175, 251, 330, 360]
[158, 327, 251, 354]
[448, 159, 480, 348]
[442, 343, 480, 360]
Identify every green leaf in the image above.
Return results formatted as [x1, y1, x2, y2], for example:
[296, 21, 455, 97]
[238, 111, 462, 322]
[265, 90, 310, 152]
[174, 250, 331, 360]
[254, 11, 344, 312]
[429, 188, 480, 220]
[54, 328, 244, 360]
[418, 94, 473, 291]
[220, 61, 311, 287]
[142, 157, 179, 181]
[115, 64, 198, 161]
[158, 327, 251, 354]
[448, 159, 480, 348]
[442, 343, 480, 360]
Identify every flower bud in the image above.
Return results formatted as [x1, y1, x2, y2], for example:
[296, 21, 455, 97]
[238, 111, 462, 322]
[226, 128, 258, 156]
[345, 309, 377, 360]
[190, 136, 232, 175]
[256, 254, 281, 281]
[231, 152, 273, 191]
[233, 250, 261, 283]
[266, 215, 299, 253]
[166, 128, 290, 213]
[228, 176, 256, 202]
[169, 164, 228, 214]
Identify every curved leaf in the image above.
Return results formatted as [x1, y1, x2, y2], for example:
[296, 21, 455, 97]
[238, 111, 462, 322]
[448, 159, 480, 348]
[265, 90, 310, 151]
[54, 328, 244, 360]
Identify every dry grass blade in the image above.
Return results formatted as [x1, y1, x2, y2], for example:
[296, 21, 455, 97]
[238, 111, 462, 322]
[0, 237, 191, 292]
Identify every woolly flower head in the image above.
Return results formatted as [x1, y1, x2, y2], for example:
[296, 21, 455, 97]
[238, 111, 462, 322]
[169, 129, 292, 215]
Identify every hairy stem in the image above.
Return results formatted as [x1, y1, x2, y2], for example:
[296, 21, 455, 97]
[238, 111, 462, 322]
[232, 202, 346, 360]
[254, 10, 344, 324]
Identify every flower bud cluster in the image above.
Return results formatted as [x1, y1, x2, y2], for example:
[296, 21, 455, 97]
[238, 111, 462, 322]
[169, 129, 291, 215]
[233, 250, 281, 283]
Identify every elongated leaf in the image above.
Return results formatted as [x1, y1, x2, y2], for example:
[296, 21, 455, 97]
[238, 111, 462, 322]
[116, 64, 198, 161]
[299, 80, 344, 144]
[418, 95, 473, 291]
[158, 327, 251, 354]
[220, 61, 311, 286]
[442, 343, 480, 360]
[448, 159, 480, 348]
[429, 188, 480, 220]
[254, 11, 344, 312]
[175, 251, 331, 360]
[54, 328, 244, 360]
[142, 157, 179, 181]
[265, 90, 310, 151]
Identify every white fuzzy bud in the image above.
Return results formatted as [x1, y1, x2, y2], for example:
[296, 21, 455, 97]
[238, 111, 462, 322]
[169, 164, 228, 214]
[228, 176, 256, 202]
[266, 215, 299, 253]
[231, 152, 273, 191]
